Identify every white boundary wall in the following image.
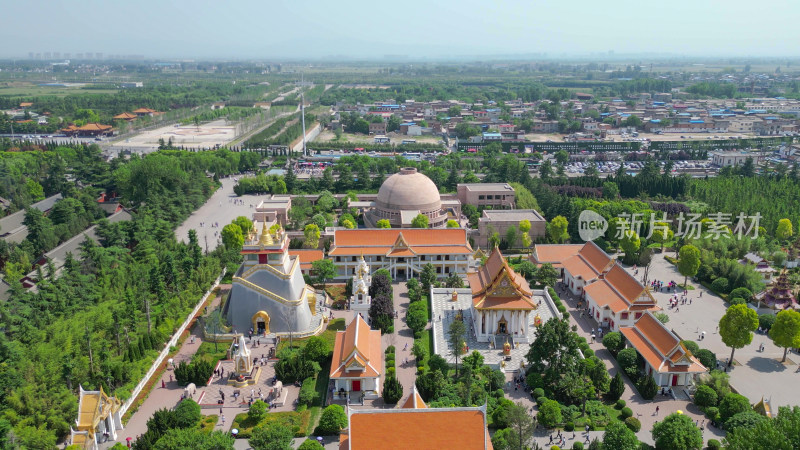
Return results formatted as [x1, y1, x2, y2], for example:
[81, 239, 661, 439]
[119, 269, 226, 418]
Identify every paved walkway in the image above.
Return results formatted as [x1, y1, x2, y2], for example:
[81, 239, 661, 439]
[174, 177, 268, 253]
[628, 253, 800, 409]
[553, 279, 726, 446]
[103, 288, 227, 447]
[388, 282, 419, 407]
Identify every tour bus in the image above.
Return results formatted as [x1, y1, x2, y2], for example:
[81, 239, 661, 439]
[373, 135, 390, 144]
[401, 139, 417, 144]
[401, 152, 421, 160]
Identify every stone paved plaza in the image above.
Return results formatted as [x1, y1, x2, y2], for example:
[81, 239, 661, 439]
[431, 287, 558, 372]
[622, 254, 800, 409]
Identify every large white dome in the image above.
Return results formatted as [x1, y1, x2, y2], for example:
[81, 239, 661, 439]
[375, 168, 441, 212]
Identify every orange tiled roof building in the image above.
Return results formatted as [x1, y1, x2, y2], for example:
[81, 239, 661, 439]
[560, 242, 658, 331]
[467, 247, 537, 343]
[61, 122, 113, 137]
[329, 228, 473, 281]
[330, 314, 383, 399]
[620, 311, 706, 388]
[340, 386, 493, 450]
[530, 243, 584, 277]
[112, 112, 137, 121]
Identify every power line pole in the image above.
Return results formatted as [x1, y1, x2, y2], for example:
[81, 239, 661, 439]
[301, 73, 306, 157]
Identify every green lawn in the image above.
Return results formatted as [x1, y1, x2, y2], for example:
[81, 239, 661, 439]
[193, 341, 229, 365]
[198, 415, 218, 433]
[306, 358, 332, 434]
[568, 401, 625, 430]
[410, 295, 433, 370]
[278, 318, 344, 352]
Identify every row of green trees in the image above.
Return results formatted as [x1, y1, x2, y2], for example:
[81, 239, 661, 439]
[0, 148, 247, 447]
[368, 270, 395, 334]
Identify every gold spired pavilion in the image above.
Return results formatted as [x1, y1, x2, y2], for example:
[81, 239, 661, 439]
[69, 386, 123, 449]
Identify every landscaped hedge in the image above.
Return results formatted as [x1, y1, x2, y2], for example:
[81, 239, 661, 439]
[298, 377, 317, 407]
[231, 409, 311, 438]
[624, 416, 641, 432]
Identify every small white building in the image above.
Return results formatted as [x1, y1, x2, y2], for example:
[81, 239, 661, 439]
[620, 312, 706, 388]
[711, 151, 761, 167]
[329, 315, 383, 399]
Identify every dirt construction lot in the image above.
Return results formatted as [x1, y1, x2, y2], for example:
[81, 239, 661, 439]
[110, 119, 236, 153]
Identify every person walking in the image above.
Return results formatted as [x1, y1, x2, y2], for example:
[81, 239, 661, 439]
[655, 406, 660, 415]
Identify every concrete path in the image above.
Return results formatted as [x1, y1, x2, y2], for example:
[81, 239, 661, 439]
[386, 282, 418, 407]
[102, 288, 227, 447]
[174, 177, 268, 253]
[553, 280, 727, 446]
[628, 254, 800, 409]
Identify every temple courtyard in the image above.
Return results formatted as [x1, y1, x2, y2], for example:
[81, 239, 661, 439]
[431, 287, 557, 372]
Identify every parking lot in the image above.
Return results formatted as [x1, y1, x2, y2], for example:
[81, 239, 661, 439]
[564, 159, 715, 175]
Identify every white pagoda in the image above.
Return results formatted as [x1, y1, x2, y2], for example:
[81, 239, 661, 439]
[350, 254, 372, 313]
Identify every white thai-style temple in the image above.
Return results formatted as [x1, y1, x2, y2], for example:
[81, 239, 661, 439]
[467, 248, 537, 344]
[350, 255, 372, 312]
[69, 386, 123, 449]
[329, 314, 383, 399]
[223, 223, 325, 338]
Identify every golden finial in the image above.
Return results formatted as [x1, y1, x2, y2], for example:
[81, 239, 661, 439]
[259, 222, 273, 246]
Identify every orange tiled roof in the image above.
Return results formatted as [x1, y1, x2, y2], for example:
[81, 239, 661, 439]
[584, 263, 654, 313]
[113, 112, 137, 120]
[620, 312, 706, 374]
[132, 107, 157, 114]
[331, 229, 472, 256]
[288, 249, 324, 269]
[401, 387, 427, 409]
[19, 102, 33, 107]
[330, 315, 382, 379]
[562, 254, 599, 280]
[478, 297, 537, 310]
[329, 247, 390, 256]
[387, 248, 416, 257]
[343, 408, 492, 450]
[414, 246, 473, 255]
[584, 279, 628, 313]
[77, 123, 112, 131]
[579, 241, 613, 272]
[604, 264, 648, 304]
[531, 244, 584, 264]
[334, 228, 470, 247]
[469, 248, 535, 310]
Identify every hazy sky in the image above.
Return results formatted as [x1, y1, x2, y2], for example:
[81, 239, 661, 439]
[3, 0, 799, 59]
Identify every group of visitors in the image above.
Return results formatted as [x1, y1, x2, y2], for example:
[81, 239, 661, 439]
[668, 290, 694, 311]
